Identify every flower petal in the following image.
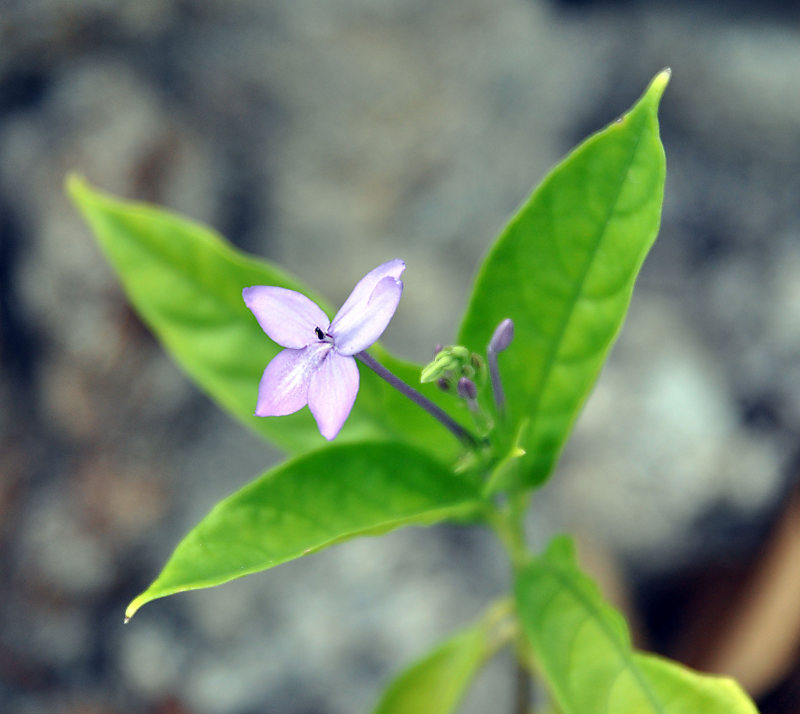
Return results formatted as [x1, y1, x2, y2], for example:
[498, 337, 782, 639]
[330, 275, 403, 355]
[256, 343, 331, 417]
[330, 259, 405, 333]
[243, 286, 330, 349]
[308, 351, 359, 440]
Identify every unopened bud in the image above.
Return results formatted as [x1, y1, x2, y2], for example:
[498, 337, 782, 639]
[488, 318, 514, 354]
[457, 377, 478, 401]
[450, 345, 471, 362]
[421, 354, 452, 383]
[437, 378, 450, 391]
[420, 345, 471, 383]
[433, 344, 444, 356]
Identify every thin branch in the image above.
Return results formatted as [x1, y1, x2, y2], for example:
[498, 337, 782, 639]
[514, 659, 531, 714]
[488, 349, 506, 417]
[356, 351, 480, 448]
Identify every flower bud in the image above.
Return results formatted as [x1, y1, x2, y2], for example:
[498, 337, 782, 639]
[488, 318, 514, 354]
[450, 345, 471, 362]
[457, 377, 478, 401]
[420, 345, 471, 383]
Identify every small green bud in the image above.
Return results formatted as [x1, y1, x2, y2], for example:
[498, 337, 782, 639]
[420, 345, 471, 383]
[421, 354, 453, 383]
[449, 345, 471, 362]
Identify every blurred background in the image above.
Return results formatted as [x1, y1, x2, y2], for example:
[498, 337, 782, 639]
[3, 0, 800, 712]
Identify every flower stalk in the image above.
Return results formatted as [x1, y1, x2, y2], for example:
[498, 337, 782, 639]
[356, 351, 480, 448]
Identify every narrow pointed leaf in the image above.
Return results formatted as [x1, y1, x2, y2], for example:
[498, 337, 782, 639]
[372, 603, 512, 714]
[68, 175, 465, 458]
[459, 70, 670, 489]
[516, 536, 759, 714]
[126, 442, 483, 619]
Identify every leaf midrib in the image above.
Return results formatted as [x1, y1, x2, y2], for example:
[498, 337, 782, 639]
[535, 560, 667, 714]
[522, 118, 649, 457]
[144, 499, 483, 598]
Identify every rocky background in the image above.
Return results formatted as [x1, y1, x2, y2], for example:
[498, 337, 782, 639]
[3, 1, 800, 712]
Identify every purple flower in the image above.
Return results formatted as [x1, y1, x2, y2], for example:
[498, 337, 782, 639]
[243, 259, 405, 440]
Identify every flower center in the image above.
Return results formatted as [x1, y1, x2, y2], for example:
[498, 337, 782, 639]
[315, 326, 335, 344]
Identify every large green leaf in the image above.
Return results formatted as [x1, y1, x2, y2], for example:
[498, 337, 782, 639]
[68, 175, 465, 459]
[459, 70, 670, 489]
[125, 442, 484, 619]
[372, 601, 513, 714]
[515, 536, 759, 714]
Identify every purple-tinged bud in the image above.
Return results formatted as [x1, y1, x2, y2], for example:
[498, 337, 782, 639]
[487, 319, 513, 417]
[433, 343, 444, 356]
[457, 377, 478, 401]
[488, 318, 514, 354]
[437, 378, 450, 391]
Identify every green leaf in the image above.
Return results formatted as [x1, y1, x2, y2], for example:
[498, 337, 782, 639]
[125, 442, 483, 619]
[459, 70, 670, 489]
[67, 175, 465, 459]
[515, 536, 759, 714]
[372, 600, 514, 714]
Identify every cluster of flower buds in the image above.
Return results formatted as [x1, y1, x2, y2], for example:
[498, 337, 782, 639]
[420, 319, 514, 428]
[420, 344, 487, 403]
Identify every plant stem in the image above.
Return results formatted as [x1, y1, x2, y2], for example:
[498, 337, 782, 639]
[356, 351, 480, 448]
[514, 660, 531, 714]
[509, 495, 535, 714]
[488, 348, 506, 418]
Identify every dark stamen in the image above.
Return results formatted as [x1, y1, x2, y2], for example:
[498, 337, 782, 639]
[315, 326, 325, 340]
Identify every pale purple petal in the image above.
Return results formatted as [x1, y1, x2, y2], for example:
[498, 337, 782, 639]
[256, 343, 332, 417]
[330, 259, 405, 334]
[243, 286, 330, 349]
[330, 276, 403, 355]
[308, 351, 359, 440]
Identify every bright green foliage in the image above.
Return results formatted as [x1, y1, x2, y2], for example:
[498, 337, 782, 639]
[372, 628, 487, 714]
[125, 442, 483, 619]
[67, 175, 464, 460]
[460, 70, 670, 489]
[515, 536, 759, 714]
[372, 601, 513, 714]
[66, 72, 758, 714]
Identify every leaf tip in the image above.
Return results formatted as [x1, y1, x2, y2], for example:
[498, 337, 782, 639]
[647, 67, 672, 103]
[124, 593, 148, 622]
[64, 172, 88, 201]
